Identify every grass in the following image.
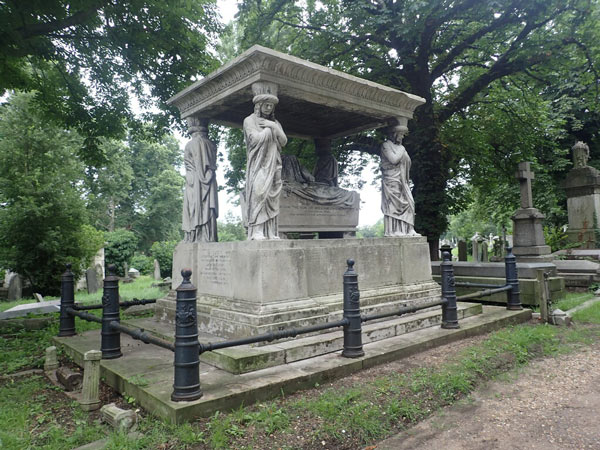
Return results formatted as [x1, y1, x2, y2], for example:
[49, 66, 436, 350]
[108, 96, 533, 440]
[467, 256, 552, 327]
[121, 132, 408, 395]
[553, 291, 595, 312]
[2, 291, 600, 448]
[0, 275, 166, 312]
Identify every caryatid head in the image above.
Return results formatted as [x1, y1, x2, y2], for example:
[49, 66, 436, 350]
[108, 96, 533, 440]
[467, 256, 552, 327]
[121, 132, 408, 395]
[252, 81, 279, 119]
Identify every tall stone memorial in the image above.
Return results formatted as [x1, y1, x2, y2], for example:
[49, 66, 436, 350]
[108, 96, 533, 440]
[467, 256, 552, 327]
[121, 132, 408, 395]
[162, 45, 438, 338]
[511, 162, 552, 262]
[563, 141, 600, 248]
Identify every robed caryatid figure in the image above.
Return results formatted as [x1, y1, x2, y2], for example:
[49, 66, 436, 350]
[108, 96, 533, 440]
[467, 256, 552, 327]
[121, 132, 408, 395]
[243, 82, 288, 240]
[380, 120, 419, 237]
[182, 117, 218, 242]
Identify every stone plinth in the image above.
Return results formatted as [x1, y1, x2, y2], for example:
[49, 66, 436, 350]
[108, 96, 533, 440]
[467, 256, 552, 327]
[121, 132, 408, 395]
[563, 166, 600, 248]
[511, 207, 552, 262]
[157, 237, 440, 338]
[278, 186, 360, 237]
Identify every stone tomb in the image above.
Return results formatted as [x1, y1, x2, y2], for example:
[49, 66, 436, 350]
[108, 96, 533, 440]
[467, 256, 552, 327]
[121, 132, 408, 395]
[161, 45, 433, 339]
[157, 237, 439, 338]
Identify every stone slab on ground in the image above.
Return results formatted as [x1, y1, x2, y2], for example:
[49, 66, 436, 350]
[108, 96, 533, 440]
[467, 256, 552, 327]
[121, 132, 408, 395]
[54, 306, 531, 424]
[129, 302, 482, 374]
[0, 300, 60, 319]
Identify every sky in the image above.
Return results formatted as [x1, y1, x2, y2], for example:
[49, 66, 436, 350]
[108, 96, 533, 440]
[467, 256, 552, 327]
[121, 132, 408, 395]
[204, 0, 383, 227]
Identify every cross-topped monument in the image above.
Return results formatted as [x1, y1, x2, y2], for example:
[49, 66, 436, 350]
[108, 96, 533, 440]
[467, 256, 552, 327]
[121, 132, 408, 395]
[511, 161, 552, 262]
[516, 161, 535, 209]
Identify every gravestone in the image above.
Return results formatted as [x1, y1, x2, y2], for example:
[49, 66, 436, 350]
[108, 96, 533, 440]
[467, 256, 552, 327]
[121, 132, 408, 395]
[33, 293, 44, 302]
[471, 232, 482, 262]
[7, 273, 22, 300]
[458, 240, 467, 261]
[481, 243, 489, 262]
[511, 162, 552, 262]
[128, 268, 140, 279]
[153, 259, 161, 280]
[86, 268, 99, 294]
[562, 141, 600, 248]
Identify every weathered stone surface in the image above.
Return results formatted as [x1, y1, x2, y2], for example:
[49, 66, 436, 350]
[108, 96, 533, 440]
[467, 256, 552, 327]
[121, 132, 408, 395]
[86, 267, 99, 294]
[100, 403, 137, 432]
[44, 346, 59, 371]
[458, 240, 467, 261]
[56, 366, 83, 391]
[164, 237, 439, 338]
[54, 306, 531, 424]
[167, 45, 425, 141]
[80, 350, 102, 411]
[153, 259, 161, 280]
[6, 272, 22, 300]
[0, 300, 60, 319]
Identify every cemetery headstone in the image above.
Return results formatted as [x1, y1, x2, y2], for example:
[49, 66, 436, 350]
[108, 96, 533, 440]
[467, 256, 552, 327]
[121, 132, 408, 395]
[33, 293, 44, 302]
[7, 273, 22, 300]
[458, 240, 467, 261]
[511, 162, 552, 262]
[128, 268, 140, 279]
[153, 259, 161, 280]
[471, 232, 482, 262]
[86, 268, 99, 294]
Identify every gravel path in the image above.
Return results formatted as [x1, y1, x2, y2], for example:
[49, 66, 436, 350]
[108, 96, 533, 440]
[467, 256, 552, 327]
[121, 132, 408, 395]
[375, 342, 600, 449]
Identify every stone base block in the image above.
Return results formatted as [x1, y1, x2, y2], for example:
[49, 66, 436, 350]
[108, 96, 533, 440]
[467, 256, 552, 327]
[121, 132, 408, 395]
[160, 237, 439, 338]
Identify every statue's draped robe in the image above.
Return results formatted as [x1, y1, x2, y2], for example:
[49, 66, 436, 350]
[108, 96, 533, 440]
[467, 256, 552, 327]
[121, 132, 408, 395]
[182, 132, 218, 242]
[243, 114, 287, 239]
[313, 155, 338, 187]
[380, 140, 416, 236]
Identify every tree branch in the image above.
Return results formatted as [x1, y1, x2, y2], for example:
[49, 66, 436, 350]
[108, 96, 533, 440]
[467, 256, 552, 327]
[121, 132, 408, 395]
[14, 2, 103, 39]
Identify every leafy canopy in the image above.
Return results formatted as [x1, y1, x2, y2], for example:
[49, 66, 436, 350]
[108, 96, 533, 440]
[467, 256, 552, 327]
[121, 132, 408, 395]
[0, 0, 220, 162]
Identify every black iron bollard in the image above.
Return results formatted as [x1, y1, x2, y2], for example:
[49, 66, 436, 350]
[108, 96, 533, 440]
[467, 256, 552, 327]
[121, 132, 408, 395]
[172, 269, 202, 402]
[440, 245, 459, 329]
[504, 247, 522, 310]
[342, 259, 364, 358]
[58, 263, 76, 336]
[101, 264, 122, 359]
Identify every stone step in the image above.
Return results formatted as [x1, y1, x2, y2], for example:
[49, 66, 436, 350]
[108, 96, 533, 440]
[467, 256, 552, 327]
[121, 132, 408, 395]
[54, 305, 531, 424]
[127, 302, 482, 374]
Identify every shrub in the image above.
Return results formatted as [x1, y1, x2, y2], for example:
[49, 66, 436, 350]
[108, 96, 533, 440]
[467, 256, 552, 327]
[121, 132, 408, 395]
[151, 240, 178, 278]
[104, 229, 138, 276]
[130, 253, 153, 275]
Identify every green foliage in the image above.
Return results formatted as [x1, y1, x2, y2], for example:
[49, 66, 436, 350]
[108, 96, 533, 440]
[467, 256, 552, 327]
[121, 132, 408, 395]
[150, 240, 178, 279]
[129, 254, 153, 276]
[86, 134, 184, 251]
[544, 225, 578, 253]
[0, 92, 102, 294]
[571, 302, 600, 324]
[218, 212, 246, 242]
[357, 219, 384, 238]
[0, 0, 221, 158]
[233, 0, 599, 242]
[104, 229, 138, 276]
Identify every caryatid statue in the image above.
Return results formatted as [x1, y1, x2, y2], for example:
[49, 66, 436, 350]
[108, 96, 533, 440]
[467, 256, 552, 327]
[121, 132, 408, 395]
[243, 81, 288, 240]
[572, 141, 590, 169]
[182, 117, 219, 242]
[379, 118, 419, 237]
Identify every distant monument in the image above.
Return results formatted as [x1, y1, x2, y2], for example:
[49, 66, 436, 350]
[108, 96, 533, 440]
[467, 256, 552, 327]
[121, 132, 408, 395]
[511, 162, 552, 262]
[563, 141, 600, 248]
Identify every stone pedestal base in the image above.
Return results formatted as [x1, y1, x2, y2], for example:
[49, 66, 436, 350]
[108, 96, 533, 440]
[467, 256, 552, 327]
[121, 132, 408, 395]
[512, 207, 552, 262]
[156, 237, 440, 338]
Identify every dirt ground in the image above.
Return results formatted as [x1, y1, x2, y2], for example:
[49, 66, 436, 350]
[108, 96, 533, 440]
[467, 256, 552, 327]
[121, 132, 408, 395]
[375, 341, 600, 449]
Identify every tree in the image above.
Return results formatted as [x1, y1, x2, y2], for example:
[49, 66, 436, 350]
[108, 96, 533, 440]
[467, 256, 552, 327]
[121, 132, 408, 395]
[0, 92, 103, 293]
[0, 0, 220, 161]
[235, 0, 598, 256]
[84, 133, 184, 251]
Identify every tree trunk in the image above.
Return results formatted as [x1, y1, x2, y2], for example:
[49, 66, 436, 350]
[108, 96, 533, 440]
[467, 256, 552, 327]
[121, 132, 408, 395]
[406, 102, 449, 258]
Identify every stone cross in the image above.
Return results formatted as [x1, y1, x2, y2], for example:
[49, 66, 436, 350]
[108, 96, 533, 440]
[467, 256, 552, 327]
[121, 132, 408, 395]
[516, 162, 535, 209]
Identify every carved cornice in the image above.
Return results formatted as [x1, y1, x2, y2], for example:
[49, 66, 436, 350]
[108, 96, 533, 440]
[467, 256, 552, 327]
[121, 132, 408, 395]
[168, 46, 425, 124]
